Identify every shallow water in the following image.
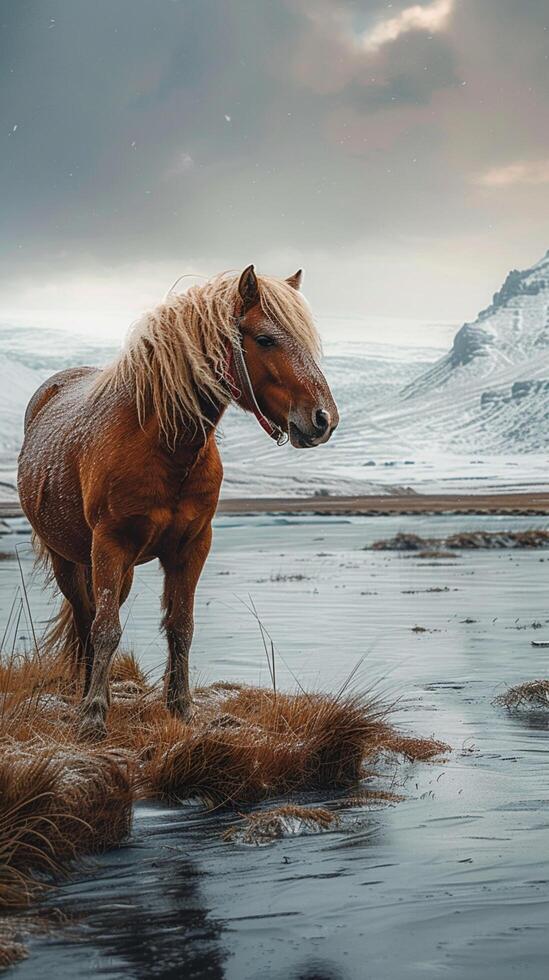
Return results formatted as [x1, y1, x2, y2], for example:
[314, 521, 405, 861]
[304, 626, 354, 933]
[1, 514, 549, 979]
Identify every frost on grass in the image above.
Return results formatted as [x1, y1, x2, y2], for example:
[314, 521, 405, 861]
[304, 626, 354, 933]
[493, 679, 549, 710]
[224, 805, 339, 845]
[0, 919, 26, 970]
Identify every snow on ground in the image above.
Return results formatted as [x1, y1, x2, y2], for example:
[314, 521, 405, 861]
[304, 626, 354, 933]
[374, 250, 549, 461]
[2, 250, 549, 499]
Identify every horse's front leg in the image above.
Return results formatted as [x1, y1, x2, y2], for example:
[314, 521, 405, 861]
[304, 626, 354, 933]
[78, 529, 128, 740]
[161, 526, 212, 723]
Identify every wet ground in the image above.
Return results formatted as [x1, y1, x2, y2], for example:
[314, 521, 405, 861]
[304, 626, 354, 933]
[1, 513, 548, 979]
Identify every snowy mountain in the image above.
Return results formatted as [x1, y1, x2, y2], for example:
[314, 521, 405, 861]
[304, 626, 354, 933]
[405, 249, 549, 397]
[366, 249, 549, 466]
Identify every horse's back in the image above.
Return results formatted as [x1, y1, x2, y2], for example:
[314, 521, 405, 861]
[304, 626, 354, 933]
[24, 366, 99, 433]
[19, 367, 101, 562]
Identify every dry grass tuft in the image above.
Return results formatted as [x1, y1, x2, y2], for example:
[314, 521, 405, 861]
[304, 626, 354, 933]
[372, 529, 549, 552]
[0, 920, 27, 969]
[110, 651, 148, 688]
[379, 732, 450, 762]
[223, 805, 339, 844]
[0, 742, 133, 909]
[132, 687, 388, 808]
[493, 679, 549, 710]
[332, 788, 404, 807]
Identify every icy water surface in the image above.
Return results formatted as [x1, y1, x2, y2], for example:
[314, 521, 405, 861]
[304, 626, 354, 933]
[1, 513, 549, 979]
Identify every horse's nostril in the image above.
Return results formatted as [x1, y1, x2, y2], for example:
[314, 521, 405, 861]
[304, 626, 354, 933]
[314, 408, 330, 432]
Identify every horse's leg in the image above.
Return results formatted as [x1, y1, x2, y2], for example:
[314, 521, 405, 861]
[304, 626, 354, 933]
[161, 526, 212, 722]
[82, 566, 133, 699]
[120, 567, 134, 606]
[81, 565, 95, 695]
[78, 529, 128, 739]
[48, 551, 94, 678]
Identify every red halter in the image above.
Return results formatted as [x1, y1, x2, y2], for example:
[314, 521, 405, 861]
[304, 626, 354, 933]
[223, 319, 289, 446]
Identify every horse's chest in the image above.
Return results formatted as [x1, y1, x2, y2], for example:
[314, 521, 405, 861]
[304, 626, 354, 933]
[125, 449, 221, 560]
[150, 499, 200, 534]
[140, 498, 209, 557]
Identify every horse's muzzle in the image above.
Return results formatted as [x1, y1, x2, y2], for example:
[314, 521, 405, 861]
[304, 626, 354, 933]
[289, 409, 338, 449]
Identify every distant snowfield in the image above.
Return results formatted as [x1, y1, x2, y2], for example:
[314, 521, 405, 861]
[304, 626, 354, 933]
[2, 252, 549, 499]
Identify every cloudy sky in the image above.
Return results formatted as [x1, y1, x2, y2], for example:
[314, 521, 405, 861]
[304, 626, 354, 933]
[2, 0, 549, 344]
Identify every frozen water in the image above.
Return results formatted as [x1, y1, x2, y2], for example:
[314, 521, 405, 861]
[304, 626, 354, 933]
[2, 512, 548, 979]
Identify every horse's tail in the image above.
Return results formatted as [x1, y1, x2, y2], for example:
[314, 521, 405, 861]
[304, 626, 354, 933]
[32, 534, 90, 670]
[42, 596, 80, 665]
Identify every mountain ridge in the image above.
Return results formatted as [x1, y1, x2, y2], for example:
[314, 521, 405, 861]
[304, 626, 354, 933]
[403, 249, 549, 400]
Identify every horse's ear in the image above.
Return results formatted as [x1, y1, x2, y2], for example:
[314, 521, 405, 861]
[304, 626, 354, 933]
[238, 265, 260, 311]
[286, 269, 303, 291]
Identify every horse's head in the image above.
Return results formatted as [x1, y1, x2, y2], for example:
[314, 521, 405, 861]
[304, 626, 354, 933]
[231, 265, 339, 448]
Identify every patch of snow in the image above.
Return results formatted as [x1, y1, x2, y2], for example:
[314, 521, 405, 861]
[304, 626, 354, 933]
[2, 248, 549, 499]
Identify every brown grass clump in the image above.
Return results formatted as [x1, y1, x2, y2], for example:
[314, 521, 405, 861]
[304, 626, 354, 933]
[446, 529, 549, 549]
[0, 920, 27, 969]
[140, 687, 387, 808]
[0, 649, 449, 817]
[371, 529, 549, 552]
[0, 649, 134, 964]
[493, 679, 549, 710]
[0, 742, 133, 908]
[371, 532, 427, 551]
[223, 805, 339, 845]
[380, 732, 450, 762]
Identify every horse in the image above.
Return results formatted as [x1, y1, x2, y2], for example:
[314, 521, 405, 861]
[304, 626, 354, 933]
[18, 265, 339, 739]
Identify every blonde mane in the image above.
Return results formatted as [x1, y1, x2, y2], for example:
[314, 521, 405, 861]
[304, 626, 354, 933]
[92, 271, 321, 446]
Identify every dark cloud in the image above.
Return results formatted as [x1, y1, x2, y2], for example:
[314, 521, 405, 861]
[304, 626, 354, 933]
[1, 0, 549, 327]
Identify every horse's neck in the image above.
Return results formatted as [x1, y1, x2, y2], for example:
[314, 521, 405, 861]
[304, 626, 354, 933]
[151, 391, 226, 459]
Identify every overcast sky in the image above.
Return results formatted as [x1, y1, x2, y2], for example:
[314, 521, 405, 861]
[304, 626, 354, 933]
[2, 0, 549, 345]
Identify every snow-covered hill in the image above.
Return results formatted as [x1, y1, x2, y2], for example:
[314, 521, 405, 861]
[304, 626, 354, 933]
[3, 248, 549, 501]
[0, 355, 47, 453]
[0, 325, 116, 493]
[382, 250, 549, 460]
[405, 250, 549, 397]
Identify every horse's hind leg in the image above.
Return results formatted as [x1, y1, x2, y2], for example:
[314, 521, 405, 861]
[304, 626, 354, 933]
[78, 529, 127, 740]
[48, 551, 95, 681]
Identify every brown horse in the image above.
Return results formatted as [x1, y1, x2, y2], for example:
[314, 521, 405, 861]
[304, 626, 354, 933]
[18, 266, 339, 739]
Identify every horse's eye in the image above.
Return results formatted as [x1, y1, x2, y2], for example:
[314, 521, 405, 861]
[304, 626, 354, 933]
[255, 335, 276, 348]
